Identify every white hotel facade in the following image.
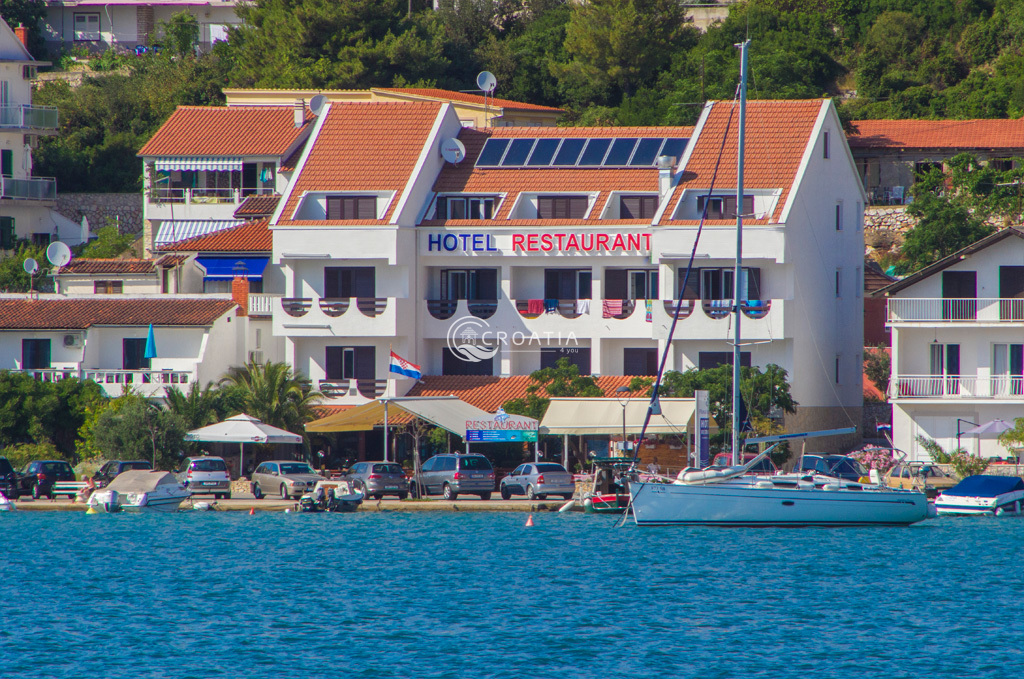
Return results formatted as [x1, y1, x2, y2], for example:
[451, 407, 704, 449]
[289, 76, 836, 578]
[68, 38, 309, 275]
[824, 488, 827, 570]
[262, 97, 866, 444]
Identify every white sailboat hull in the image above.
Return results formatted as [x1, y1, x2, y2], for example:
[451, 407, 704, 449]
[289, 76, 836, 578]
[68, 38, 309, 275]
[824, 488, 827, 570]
[629, 481, 929, 526]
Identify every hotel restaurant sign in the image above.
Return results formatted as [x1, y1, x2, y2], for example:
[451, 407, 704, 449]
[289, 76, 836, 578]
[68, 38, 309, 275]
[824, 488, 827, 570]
[465, 408, 539, 443]
[422, 231, 652, 256]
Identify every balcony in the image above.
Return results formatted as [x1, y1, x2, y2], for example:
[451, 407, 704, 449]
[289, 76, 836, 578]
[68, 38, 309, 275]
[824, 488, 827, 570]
[887, 298, 1024, 324]
[318, 378, 387, 399]
[893, 374, 1024, 401]
[0, 105, 59, 132]
[248, 293, 279, 316]
[9, 367, 193, 398]
[274, 297, 397, 337]
[0, 176, 57, 202]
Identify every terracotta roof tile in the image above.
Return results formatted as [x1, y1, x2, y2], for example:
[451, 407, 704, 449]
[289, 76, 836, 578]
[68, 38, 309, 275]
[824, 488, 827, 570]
[156, 254, 189, 267]
[162, 219, 271, 252]
[374, 87, 563, 112]
[0, 297, 236, 329]
[59, 259, 156, 275]
[848, 119, 1024, 150]
[405, 375, 638, 412]
[279, 145, 304, 172]
[662, 100, 825, 224]
[277, 102, 444, 224]
[234, 194, 281, 218]
[138, 106, 313, 157]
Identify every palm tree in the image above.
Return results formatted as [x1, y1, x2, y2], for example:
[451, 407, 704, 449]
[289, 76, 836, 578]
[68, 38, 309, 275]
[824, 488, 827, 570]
[165, 382, 223, 431]
[219, 360, 322, 435]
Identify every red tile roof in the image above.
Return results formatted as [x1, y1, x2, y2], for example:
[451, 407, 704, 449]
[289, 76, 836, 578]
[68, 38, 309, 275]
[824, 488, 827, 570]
[234, 194, 281, 218]
[663, 99, 826, 224]
[156, 254, 188, 267]
[0, 298, 236, 329]
[138, 106, 313, 157]
[59, 259, 156, 275]
[161, 219, 271, 253]
[374, 87, 563, 113]
[405, 375, 639, 412]
[847, 119, 1024, 150]
[279, 144, 304, 172]
[277, 102, 444, 224]
[426, 126, 693, 226]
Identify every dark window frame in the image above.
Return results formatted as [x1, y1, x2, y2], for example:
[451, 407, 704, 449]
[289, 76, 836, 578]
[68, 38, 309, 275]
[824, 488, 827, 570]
[537, 195, 589, 219]
[326, 195, 377, 220]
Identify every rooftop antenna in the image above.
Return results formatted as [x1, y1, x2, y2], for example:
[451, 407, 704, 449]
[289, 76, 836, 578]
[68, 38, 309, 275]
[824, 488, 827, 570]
[476, 71, 497, 128]
[309, 94, 327, 117]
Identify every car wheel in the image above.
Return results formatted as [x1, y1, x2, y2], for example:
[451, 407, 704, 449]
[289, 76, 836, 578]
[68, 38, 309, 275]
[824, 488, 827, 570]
[537, 494, 547, 500]
[252, 484, 263, 499]
[563, 494, 574, 501]
[31, 483, 41, 500]
[479, 492, 491, 501]
[500, 485, 511, 500]
[442, 483, 457, 501]
[280, 484, 289, 500]
[398, 492, 408, 500]
[526, 484, 536, 500]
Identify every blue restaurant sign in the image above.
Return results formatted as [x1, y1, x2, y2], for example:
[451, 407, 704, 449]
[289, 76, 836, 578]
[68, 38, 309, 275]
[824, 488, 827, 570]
[465, 407, 539, 444]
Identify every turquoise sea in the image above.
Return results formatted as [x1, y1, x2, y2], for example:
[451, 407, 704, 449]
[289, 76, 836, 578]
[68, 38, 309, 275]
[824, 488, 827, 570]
[2, 510, 1022, 678]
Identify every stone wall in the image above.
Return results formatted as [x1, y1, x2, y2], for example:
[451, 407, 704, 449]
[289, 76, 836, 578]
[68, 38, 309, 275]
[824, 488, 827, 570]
[55, 193, 143, 235]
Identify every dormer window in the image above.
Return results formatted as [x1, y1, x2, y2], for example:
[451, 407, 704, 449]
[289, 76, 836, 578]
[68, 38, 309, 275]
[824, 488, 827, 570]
[538, 195, 588, 219]
[697, 195, 754, 220]
[619, 195, 658, 219]
[326, 195, 376, 220]
[436, 196, 497, 220]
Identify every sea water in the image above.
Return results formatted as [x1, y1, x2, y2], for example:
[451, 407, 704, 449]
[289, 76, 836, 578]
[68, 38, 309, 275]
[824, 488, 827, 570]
[2, 511, 1022, 678]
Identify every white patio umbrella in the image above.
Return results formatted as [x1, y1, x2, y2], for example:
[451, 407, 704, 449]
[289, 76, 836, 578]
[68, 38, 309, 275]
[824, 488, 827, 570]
[962, 419, 1014, 436]
[184, 413, 303, 478]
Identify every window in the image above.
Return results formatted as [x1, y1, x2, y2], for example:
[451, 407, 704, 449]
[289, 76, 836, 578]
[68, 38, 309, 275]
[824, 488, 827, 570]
[823, 130, 830, 159]
[544, 269, 591, 300]
[697, 352, 751, 370]
[123, 338, 150, 371]
[605, 269, 658, 300]
[326, 346, 375, 380]
[21, 339, 50, 370]
[623, 348, 659, 376]
[835, 354, 841, 384]
[435, 196, 497, 220]
[30, 233, 49, 246]
[74, 13, 100, 41]
[440, 269, 497, 300]
[326, 195, 376, 220]
[460, 119, 476, 128]
[692, 267, 761, 301]
[541, 347, 591, 373]
[914, 161, 942, 177]
[1, 149, 11, 177]
[619, 195, 658, 219]
[930, 343, 961, 395]
[999, 266, 1024, 320]
[835, 268, 842, 298]
[941, 270, 977, 320]
[442, 348, 493, 376]
[697, 195, 754, 220]
[0, 216, 14, 250]
[835, 201, 843, 231]
[992, 344, 1024, 396]
[324, 267, 375, 298]
[94, 280, 123, 294]
[537, 195, 588, 219]
[990, 158, 1014, 172]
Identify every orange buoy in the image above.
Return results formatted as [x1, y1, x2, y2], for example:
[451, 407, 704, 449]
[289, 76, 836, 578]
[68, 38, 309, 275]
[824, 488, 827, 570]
[249, 507, 255, 515]
[525, 514, 534, 527]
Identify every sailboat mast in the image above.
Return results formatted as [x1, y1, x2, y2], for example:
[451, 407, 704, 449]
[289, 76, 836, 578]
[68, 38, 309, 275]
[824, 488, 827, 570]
[732, 40, 749, 466]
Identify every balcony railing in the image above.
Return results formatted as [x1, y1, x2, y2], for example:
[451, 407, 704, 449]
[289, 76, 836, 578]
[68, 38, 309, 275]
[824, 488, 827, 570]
[8, 367, 192, 395]
[149, 187, 272, 205]
[893, 374, 1024, 399]
[248, 293, 278, 316]
[0, 176, 57, 201]
[0, 104, 59, 130]
[888, 298, 1024, 323]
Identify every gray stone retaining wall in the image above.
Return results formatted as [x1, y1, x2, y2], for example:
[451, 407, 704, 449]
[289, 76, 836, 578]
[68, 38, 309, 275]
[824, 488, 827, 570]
[55, 193, 144, 235]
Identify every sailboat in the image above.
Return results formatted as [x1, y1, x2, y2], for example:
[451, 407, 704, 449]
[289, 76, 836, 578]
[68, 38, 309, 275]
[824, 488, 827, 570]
[627, 41, 930, 527]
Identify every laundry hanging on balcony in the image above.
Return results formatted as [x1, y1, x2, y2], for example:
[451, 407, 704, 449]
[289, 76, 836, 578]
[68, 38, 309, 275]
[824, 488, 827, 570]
[154, 157, 244, 172]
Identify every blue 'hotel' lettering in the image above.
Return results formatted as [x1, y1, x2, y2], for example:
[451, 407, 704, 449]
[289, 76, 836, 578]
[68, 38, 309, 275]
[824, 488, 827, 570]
[428, 233, 499, 252]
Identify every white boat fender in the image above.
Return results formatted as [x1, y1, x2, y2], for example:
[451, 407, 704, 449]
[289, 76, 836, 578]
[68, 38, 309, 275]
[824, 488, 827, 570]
[822, 483, 840, 491]
[754, 481, 774, 490]
[582, 497, 593, 511]
[193, 501, 213, 511]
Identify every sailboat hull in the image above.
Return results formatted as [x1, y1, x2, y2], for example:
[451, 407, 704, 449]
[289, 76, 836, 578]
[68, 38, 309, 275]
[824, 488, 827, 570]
[629, 481, 929, 527]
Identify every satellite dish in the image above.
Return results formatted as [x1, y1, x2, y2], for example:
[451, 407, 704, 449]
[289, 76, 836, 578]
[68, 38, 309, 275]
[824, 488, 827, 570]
[23, 258, 38, 275]
[46, 241, 72, 268]
[309, 94, 327, 117]
[476, 71, 497, 94]
[440, 138, 467, 164]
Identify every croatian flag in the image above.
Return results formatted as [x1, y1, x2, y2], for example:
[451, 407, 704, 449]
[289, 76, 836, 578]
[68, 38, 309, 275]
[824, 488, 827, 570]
[389, 351, 422, 380]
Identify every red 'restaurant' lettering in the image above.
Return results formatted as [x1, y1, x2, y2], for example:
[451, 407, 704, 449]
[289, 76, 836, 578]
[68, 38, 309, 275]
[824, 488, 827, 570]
[526, 234, 539, 251]
[540, 234, 553, 251]
[512, 234, 525, 251]
[596, 234, 610, 251]
[612, 234, 626, 250]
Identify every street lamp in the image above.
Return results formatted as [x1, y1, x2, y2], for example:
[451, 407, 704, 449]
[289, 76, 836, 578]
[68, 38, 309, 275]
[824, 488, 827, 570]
[616, 385, 631, 456]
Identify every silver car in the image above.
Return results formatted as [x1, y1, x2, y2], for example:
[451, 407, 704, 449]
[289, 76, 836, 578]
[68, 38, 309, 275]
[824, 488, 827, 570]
[250, 461, 324, 500]
[411, 454, 494, 501]
[176, 456, 231, 499]
[500, 462, 575, 500]
[346, 461, 408, 500]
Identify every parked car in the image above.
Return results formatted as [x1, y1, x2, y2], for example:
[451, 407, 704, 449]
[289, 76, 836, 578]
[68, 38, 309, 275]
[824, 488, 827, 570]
[711, 452, 780, 475]
[346, 461, 408, 500]
[176, 456, 232, 499]
[410, 454, 494, 501]
[250, 461, 324, 500]
[798, 454, 869, 481]
[17, 460, 76, 499]
[887, 462, 956, 498]
[500, 462, 575, 500]
[93, 460, 153, 488]
[0, 456, 19, 499]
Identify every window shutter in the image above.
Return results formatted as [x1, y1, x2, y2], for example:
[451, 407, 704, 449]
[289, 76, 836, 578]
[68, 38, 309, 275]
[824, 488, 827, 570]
[354, 346, 376, 380]
[620, 196, 641, 219]
[476, 269, 498, 300]
[0, 217, 14, 249]
[435, 197, 447, 219]
[746, 267, 761, 300]
[353, 267, 376, 297]
[537, 196, 554, 219]
[604, 269, 628, 299]
[568, 196, 588, 219]
[324, 268, 341, 298]
[357, 197, 376, 219]
[325, 347, 343, 380]
[743, 196, 754, 218]
[326, 196, 341, 220]
[679, 267, 701, 299]
[543, 269, 559, 299]
[641, 196, 657, 218]
[723, 196, 737, 218]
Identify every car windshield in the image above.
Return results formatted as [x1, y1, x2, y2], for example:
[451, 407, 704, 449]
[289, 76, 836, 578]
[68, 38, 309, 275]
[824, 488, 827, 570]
[279, 463, 315, 475]
[373, 464, 403, 474]
[190, 459, 227, 472]
[0, 459, 13, 474]
[42, 462, 72, 473]
[459, 456, 492, 470]
[921, 466, 947, 478]
[535, 464, 566, 473]
[125, 462, 152, 471]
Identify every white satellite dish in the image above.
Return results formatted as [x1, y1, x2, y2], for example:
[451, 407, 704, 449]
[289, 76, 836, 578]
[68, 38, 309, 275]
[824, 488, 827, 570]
[476, 71, 497, 94]
[309, 94, 327, 117]
[440, 138, 467, 164]
[23, 258, 38, 275]
[46, 241, 72, 268]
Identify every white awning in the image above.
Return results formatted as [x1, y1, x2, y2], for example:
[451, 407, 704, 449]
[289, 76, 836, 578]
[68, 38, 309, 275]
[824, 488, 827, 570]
[306, 396, 538, 436]
[154, 157, 244, 172]
[539, 398, 698, 436]
[155, 220, 245, 246]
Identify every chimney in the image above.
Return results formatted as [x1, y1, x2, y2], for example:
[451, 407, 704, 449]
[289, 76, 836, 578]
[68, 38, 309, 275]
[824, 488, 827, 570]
[657, 155, 676, 198]
[14, 24, 29, 49]
[293, 99, 305, 128]
[232, 276, 249, 316]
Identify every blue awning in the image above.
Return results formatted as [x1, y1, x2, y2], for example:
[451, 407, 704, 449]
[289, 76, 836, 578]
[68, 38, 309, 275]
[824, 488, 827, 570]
[195, 256, 269, 279]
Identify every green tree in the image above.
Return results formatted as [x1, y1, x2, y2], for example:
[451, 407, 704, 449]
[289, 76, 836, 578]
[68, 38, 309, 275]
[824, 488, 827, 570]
[81, 222, 135, 258]
[159, 10, 200, 58]
[0, 242, 51, 292]
[93, 394, 187, 469]
[863, 345, 890, 401]
[0, 0, 48, 57]
[219, 360, 322, 436]
[502, 357, 603, 420]
[164, 381, 226, 431]
[915, 435, 989, 478]
[0, 372, 104, 460]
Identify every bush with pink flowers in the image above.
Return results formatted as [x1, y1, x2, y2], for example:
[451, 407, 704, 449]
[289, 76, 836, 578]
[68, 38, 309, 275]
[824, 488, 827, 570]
[851, 446, 896, 473]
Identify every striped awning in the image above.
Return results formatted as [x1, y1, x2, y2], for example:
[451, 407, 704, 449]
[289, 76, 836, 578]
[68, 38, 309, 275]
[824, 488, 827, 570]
[154, 157, 244, 172]
[155, 220, 245, 246]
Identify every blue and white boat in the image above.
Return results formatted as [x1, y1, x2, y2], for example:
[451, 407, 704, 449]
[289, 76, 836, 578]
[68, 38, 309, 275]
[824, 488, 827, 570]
[934, 475, 1024, 516]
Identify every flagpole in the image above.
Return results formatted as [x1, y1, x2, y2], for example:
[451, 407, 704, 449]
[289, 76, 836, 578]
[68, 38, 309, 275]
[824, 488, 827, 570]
[384, 343, 391, 463]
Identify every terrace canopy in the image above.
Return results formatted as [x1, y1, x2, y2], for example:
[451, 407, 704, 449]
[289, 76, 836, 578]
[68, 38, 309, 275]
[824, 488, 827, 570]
[305, 396, 537, 436]
[539, 398, 700, 436]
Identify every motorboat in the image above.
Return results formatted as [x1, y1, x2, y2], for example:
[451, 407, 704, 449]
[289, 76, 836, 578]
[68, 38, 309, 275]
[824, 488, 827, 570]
[0, 491, 14, 511]
[580, 457, 637, 514]
[87, 470, 191, 513]
[298, 479, 363, 513]
[934, 475, 1024, 516]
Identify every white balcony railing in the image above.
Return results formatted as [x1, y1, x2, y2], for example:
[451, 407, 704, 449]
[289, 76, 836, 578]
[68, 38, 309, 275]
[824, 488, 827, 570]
[888, 298, 1024, 323]
[0, 176, 57, 201]
[893, 374, 1024, 400]
[0, 104, 59, 130]
[248, 293, 278, 316]
[7, 367, 193, 397]
[149, 187, 274, 206]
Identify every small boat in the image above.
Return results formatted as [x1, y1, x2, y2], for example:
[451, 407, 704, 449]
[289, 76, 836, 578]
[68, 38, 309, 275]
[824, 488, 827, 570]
[298, 479, 363, 513]
[581, 457, 637, 514]
[934, 475, 1024, 516]
[0, 491, 15, 511]
[88, 470, 191, 513]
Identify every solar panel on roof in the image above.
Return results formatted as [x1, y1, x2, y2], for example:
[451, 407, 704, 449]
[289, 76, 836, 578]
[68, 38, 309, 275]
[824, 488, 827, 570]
[629, 138, 665, 166]
[476, 138, 510, 166]
[551, 138, 586, 165]
[501, 138, 535, 166]
[578, 139, 612, 166]
[526, 138, 560, 166]
[604, 138, 638, 166]
[660, 138, 688, 160]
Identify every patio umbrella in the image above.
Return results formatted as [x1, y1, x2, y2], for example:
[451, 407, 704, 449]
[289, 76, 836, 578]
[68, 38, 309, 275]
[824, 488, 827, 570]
[144, 323, 158, 359]
[184, 413, 303, 478]
[962, 419, 1014, 435]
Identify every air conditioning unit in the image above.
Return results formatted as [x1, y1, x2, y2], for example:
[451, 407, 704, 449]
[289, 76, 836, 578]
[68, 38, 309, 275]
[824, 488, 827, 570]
[63, 333, 83, 348]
